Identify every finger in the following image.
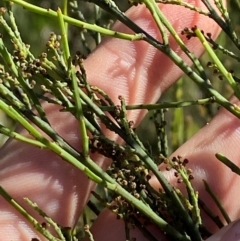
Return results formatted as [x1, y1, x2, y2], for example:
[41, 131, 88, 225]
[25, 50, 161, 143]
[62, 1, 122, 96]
[0, 1, 223, 240]
[206, 220, 240, 241]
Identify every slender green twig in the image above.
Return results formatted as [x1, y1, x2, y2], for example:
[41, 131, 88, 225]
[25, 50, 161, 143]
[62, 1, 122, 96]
[121, 136, 201, 240]
[28, 111, 189, 239]
[0, 97, 102, 183]
[203, 180, 231, 224]
[0, 37, 50, 123]
[195, 28, 240, 99]
[1, 90, 191, 240]
[0, 186, 63, 241]
[171, 79, 184, 149]
[3, 0, 143, 41]
[85, 0, 165, 50]
[66, 97, 216, 112]
[0, 37, 18, 76]
[72, 68, 90, 157]
[206, 38, 240, 62]
[155, 0, 209, 16]
[143, 0, 168, 44]
[0, 6, 34, 60]
[0, 124, 45, 148]
[201, 0, 240, 49]
[94, 5, 102, 45]
[57, 8, 70, 67]
[58, 8, 90, 157]
[62, 0, 68, 37]
[143, 0, 208, 79]
[216, 153, 240, 175]
[165, 47, 240, 118]
[198, 198, 224, 229]
[154, 109, 168, 157]
[179, 169, 201, 226]
[25, 198, 66, 240]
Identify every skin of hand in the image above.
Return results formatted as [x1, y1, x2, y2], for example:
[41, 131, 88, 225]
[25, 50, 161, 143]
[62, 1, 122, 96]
[0, 0, 235, 240]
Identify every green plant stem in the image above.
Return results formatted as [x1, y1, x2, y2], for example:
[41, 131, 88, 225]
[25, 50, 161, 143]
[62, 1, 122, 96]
[201, 0, 240, 49]
[178, 168, 201, 226]
[25, 198, 66, 240]
[0, 7, 34, 60]
[72, 68, 90, 157]
[62, 0, 68, 37]
[143, 0, 168, 44]
[198, 198, 224, 229]
[57, 8, 89, 157]
[171, 79, 184, 149]
[0, 36, 49, 123]
[155, 109, 168, 156]
[57, 9, 89, 157]
[0, 124, 45, 148]
[67, 97, 216, 112]
[57, 8, 70, 66]
[143, 0, 208, 78]
[155, 0, 209, 15]
[0, 186, 62, 241]
[7, 0, 239, 120]
[216, 153, 240, 175]
[0, 97, 103, 183]
[195, 28, 240, 99]
[165, 47, 240, 118]
[0, 37, 18, 76]
[203, 180, 231, 224]
[4, 0, 143, 41]
[86, 0, 165, 49]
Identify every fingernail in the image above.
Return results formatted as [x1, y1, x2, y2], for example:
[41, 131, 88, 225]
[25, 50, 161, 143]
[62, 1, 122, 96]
[206, 220, 240, 241]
